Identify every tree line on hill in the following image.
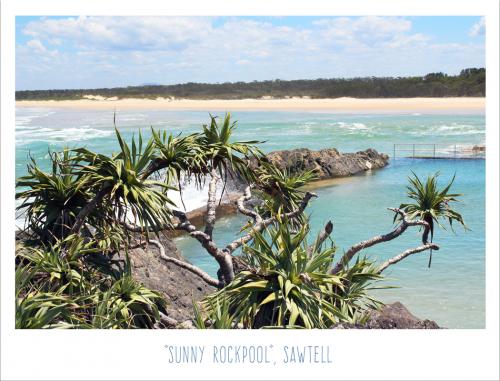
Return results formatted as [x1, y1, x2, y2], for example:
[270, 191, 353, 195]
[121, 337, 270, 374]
[16, 68, 485, 100]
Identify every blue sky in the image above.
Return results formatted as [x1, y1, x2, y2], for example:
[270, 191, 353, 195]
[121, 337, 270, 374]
[15, 16, 485, 90]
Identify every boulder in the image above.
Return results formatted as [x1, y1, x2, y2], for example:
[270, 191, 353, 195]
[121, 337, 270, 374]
[126, 236, 215, 323]
[264, 148, 389, 179]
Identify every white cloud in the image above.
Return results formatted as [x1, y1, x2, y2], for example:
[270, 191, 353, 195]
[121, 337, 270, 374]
[314, 16, 412, 46]
[16, 16, 485, 90]
[469, 17, 485, 37]
[23, 16, 213, 52]
[26, 39, 58, 57]
[26, 39, 46, 52]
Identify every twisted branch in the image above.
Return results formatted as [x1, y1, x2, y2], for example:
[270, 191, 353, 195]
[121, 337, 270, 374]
[127, 187, 317, 286]
[172, 210, 222, 258]
[378, 243, 440, 273]
[172, 210, 233, 285]
[225, 191, 317, 253]
[204, 169, 219, 238]
[331, 208, 429, 274]
[236, 186, 262, 224]
[155, 311, 179, 329]
[148, 239, 221, 287]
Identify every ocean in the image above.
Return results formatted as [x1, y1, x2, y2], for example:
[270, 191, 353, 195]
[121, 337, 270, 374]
[15, 107, 485, 328]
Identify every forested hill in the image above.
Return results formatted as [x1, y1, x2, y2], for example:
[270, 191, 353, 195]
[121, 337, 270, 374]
[16, 68, 485, 100]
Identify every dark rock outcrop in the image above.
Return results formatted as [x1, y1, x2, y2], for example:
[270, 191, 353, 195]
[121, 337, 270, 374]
[127, 236, 215, 323]
[264, 148, 389, 179]
[333, 302, 440, 329]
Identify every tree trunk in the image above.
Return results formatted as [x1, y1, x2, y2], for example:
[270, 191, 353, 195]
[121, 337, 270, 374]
[422, 216, 434, 268]
[216, 253, 235, 286]
[71, 187, 109, 235]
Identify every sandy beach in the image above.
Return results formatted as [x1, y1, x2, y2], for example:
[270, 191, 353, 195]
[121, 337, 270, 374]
[16, 97, 485, 113]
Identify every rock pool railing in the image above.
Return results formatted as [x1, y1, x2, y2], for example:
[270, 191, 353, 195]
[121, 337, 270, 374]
[393, 143, 485, 160]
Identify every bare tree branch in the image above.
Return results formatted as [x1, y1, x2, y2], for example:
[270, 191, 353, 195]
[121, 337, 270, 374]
[331, 208, 430, 274]
[225, 191, 317, 253]
[378, 243, 440, 273]
[172, 210, 222, 258]
[155, 311, 179, 329]
[134, 189, 316, 286]
[148, 239, 222, 288]
[204, 169, 219, 238]
[171, 210, 233, 285]
[308, 221, 333, 257]
[236, 186, 262, 224]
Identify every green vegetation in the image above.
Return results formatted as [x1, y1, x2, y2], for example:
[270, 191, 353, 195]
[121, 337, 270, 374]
[16, 236, 165, 328]
[201, 219, 382, 329]
[16, 68, 485, 100]
[396, 172, 467, 267]
[15, 113, 464, 328]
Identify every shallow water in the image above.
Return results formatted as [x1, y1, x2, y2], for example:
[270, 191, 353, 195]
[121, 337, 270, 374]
[15, 108, 485, 328]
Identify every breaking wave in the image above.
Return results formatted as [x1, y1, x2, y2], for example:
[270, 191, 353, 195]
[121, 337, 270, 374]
[16, 127, 113, 145]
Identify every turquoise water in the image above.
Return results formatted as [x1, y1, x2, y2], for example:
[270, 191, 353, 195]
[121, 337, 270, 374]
[16, 109, 485, 176]
[175, 158, 485, 329]
[15, 108, 485, 328]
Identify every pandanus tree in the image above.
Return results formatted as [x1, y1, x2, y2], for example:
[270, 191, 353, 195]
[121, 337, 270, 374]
[197, 114, 263, 181]
[144, 131, 205, 210]
[252, 162, 317, 226]
[17, 150, 93, 243]
[203, 218, 382, 328]
[395, 171, 467, 267]
[70, 129, 175, 236]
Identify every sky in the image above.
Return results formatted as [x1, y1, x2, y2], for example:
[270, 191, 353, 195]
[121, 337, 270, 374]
[15, 16, 485, 90]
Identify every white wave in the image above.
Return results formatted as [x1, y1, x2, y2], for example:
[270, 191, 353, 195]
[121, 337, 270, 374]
[16, 124, 44, 131]
[16, 110, 55, 127]
[409, 126, 485, 137]
[15, 198, 29, 231]
[332, 122, 371, 131]
[16, 127, 113, 145]
[168, 181, 211, 212]
[166, 175, 233, 213]
[16, 116, 37, 127]
[116, 114, 148, 122]
[434, 123, 477, 132]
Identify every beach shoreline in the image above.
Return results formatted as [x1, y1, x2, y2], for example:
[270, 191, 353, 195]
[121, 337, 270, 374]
[16, 97, 485, 113]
